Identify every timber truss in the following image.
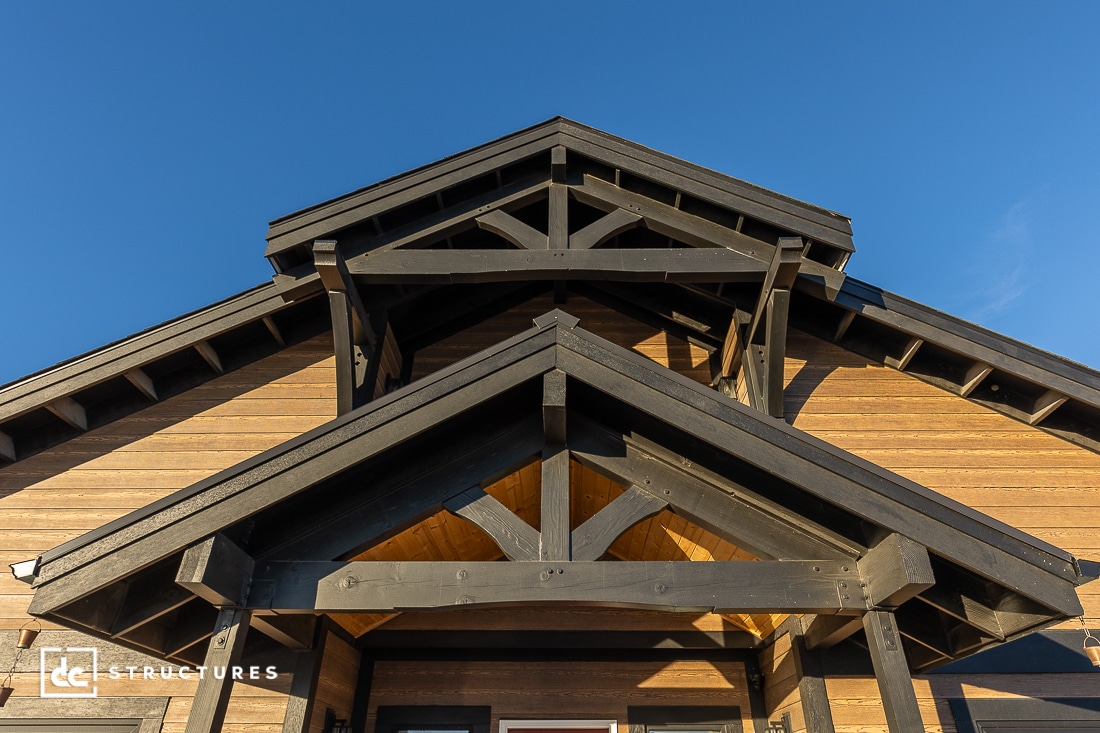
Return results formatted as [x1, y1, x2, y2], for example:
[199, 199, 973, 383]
[4, 120, 1100, 464]
[27, 315, 1091, 673]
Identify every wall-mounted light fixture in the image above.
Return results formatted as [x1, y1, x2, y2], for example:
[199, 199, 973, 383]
[0, 619, 42, 707]
[324, 707, 353, 733]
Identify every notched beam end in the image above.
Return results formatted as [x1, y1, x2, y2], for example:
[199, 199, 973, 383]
[176, 533, 255, 608]
[858, 533, 935, 609]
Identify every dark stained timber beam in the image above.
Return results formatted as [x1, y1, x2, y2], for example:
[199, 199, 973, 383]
[884, 337, 923, 371]
[763, 288, 790, 418]
[260, 416, 544, 562]
[569, 419, 862, 562]
[184, 607, 250, 733]
[540, 446, 571, 561]
[123, 367, 157, 402]
[176, 533, 255, 608]
[747, 237, 803, 346]
[569, 208, 642, 250]
[262, 315, 286, 347]
[476, 209, 548, 250]
[960, 361, 994, 397]
[549, 184, 568, 251]
[0, 431, 14, 462]
[46, 396, 87, 431]
[444, 486, 540, 561]
[571, 485, 668, 561]
[314, 239, 375, 414]
[1029, 389, 1067, 425]
[348, 248, 769, 284]
[543, 368, 567, 445]
[571, 174, 846, 297]
[863, 609, 924, 733]
[194, 341, 224, 375]
[800, 614, 865, 651]
[857, 534, 935, 609]
[250, 613, 317, 650]
[111, 567, 194, 636]
[281, 634, 326, 733]
[248, 560, 868, 614]
[313, 240, 376, 348]
[784, 617, 837, 733]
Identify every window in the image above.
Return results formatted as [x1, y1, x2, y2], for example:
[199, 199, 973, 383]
[499, 720, 616, 733]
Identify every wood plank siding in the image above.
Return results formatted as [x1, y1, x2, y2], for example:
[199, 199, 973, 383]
[4, 295, 1099, 733]
[0, 335, 335, 726]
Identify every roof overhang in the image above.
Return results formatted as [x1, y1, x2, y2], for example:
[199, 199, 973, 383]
[24, 311, 1091, 673]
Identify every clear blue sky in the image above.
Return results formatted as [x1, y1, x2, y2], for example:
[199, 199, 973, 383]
[3, 2, 1099, 384]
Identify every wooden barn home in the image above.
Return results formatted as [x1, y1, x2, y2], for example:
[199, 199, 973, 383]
[1, 118, 1099, 733]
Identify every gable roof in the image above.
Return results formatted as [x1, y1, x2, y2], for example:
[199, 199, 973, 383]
[24, 312, 1092, 673]
[3, 120, 1099, 465]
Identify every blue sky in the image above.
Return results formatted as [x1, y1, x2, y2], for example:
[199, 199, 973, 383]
[3, 2, 1099, 383]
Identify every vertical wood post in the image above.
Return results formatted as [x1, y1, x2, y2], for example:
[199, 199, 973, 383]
[863, 610, 924, 733]
[764, 288, 790, 418]
[184, 607, 250, 733]
[281, 629, 326, 733]
[789, 617, 836, 733]
[540, 369, 570, 561]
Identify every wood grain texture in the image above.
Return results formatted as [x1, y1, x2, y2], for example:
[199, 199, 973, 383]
[785, 329, 1100, 626]
[412, 294, 710, 384]
[0, 336, 335, 631]
[307, 632, 360, 733]
[366, 659, 755, 733]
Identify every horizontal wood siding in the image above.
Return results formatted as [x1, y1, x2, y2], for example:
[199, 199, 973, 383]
[757, 631, 804, 733]
[411, 295, 711, 384]
[785, 330, 1100, 628]
[0, 336, 335, 730]
[366, 659, 754, 733]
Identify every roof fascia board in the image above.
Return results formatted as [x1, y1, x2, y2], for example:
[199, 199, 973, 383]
[266, 118, 855, 260]
[557, 121, 854, 248]
[264, 126, 564, 257]
[0, 283, 296, 423]
[827, 277, 1100, 409]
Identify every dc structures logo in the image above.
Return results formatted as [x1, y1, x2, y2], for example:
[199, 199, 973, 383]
[40, 647, 97, 698]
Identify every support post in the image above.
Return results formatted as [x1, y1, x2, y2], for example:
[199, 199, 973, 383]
[314, 240, 375, 414]
[281, 628, 326, 733]
[863, 609, 924, 733]
[184, 607, 250, 733]
[788, 617, 836, 733]
[541, 369, 570, 561]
